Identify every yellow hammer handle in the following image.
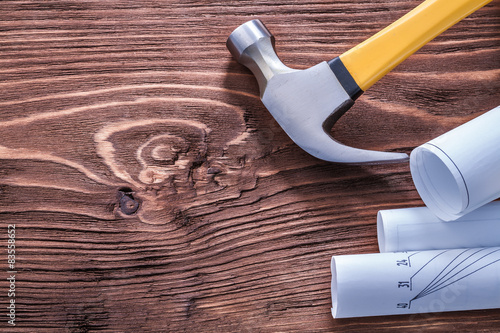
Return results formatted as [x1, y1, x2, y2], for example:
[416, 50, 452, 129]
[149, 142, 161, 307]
[339, 0, 492, 91]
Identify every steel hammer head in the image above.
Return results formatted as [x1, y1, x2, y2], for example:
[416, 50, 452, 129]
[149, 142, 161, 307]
[227, 20, 409, 164]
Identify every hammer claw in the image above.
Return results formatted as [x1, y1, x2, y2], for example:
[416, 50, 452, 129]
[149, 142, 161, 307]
[308, 133, 409, 164]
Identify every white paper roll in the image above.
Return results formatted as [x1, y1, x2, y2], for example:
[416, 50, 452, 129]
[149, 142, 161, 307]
[377, 201, 500, 252]
[331, 247, 500, 318]
[410, 106, 500, 221]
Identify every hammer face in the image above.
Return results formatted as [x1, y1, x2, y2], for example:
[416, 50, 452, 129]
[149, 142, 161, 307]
[262, 62, 409, 164]
[227, 19, 294, 97]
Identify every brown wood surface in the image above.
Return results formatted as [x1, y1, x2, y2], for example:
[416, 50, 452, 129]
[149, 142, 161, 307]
[1, 0, 499, 331]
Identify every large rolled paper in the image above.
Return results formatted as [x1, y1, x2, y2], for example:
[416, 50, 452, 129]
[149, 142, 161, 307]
[378, 201, 500, 252]
[410, 105, 500, 221]
[331, 247, 500, 318]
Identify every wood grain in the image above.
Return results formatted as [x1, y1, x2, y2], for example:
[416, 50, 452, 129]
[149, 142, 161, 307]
[0, 0, 499, 331]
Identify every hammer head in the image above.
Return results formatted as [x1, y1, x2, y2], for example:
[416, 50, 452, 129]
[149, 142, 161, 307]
[227, 20, 408, 164]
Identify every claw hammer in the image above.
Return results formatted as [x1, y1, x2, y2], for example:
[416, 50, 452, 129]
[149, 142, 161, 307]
[227, 0, 492, 164]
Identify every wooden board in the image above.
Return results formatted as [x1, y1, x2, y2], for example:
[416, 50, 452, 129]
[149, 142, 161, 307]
[1, 0, 499, 331]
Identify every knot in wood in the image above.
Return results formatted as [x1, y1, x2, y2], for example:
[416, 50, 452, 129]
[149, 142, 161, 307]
[117, 188, 140, 215]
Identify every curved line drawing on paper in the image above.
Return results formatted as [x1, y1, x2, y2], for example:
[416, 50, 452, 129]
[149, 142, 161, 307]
[408, 248, 500, 309]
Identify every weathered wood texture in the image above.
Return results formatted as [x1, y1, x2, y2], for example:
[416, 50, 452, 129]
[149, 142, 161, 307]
[0, 0, 499, 331]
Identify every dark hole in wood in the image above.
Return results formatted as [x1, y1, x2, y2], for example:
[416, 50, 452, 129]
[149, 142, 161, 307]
[117, 188, 139, 215]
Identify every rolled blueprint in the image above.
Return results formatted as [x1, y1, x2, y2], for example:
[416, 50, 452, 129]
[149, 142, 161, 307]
[378, 201, 500, 252]
[410, 105, 500, 221]
[331, 247, 500, 318]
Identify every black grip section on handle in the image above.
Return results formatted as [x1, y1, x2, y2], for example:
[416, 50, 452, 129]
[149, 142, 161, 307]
[328, 57, 363, 101]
